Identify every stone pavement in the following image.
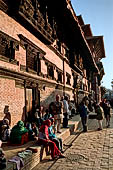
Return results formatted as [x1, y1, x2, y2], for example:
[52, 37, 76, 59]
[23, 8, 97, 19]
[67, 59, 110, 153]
[32, 111, 113, 170]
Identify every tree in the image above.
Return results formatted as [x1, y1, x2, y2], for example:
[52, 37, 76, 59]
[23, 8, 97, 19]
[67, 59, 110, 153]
[100, 86, 106, 98]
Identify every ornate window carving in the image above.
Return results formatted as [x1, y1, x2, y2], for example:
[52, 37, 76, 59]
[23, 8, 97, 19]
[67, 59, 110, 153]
[56, 40, 61, 53]
[56, 68, 63, 83]
[73, 75, 78, 88]
[45, 61, 55, 80]
[79, 55, 83, 70]
[66, 72, 71, 85]
[18, 34, 45, 75]
[65, 48, 69, 59]
[48, 65, 54, 80]
[44, 57, 56, 80]
[17, 0, 54, 43]
[0, 30, 19, 64]
[74, 54, 78, 66]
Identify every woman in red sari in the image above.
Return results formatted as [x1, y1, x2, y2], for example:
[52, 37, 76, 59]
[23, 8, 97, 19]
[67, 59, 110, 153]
[38, 119, 65, 160]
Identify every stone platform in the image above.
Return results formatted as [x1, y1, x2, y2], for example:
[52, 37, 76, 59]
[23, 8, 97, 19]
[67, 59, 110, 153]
[3, 115, 80, 170]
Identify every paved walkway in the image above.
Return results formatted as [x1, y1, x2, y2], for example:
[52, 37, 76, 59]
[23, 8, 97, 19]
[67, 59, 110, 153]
[33, 111, 113, 170]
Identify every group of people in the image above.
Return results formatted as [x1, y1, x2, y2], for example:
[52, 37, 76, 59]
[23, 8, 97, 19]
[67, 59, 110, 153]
[0, 94, 77, 163]
[38, 119, 65, 160]
[33, 94, 76, 134]
[79, 96, 111, 132]
[0, 95, 77, 143]
[0, 95, 112, 166]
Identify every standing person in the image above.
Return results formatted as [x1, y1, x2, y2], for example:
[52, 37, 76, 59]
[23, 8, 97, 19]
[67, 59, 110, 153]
[38, 120, 65, 160]
[53, 94, 62, 133]
[3, 105, 11, 126]
[95, 104, 104, 130]
[63, 96, 69, 128]
[102, 99, 111, 127]
[79, 97, 89, 132]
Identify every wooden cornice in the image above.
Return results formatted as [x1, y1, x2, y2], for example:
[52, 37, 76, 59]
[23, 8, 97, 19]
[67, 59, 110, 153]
[86, 36, 106, 59]
[18, 34, 46, 55]
[0, 0, 8, 12]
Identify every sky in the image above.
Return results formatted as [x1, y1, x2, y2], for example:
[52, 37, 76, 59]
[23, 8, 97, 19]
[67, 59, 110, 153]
[71, 0, 113, 90]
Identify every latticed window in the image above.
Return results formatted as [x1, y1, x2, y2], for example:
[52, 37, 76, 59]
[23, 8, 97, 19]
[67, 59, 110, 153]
[73, 76, 77, 88]
[48, 65, 54, 80]
[34, 52, 41, 75]
[57, 72, 62, 83]
[0, 31, 19, 60]
[66, 73, 71, 85]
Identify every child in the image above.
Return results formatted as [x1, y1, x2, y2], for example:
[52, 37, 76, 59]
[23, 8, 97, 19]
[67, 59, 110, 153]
[0, 140, 7, 169]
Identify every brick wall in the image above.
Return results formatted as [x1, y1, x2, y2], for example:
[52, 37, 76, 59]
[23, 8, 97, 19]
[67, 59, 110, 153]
[0, 78, 25, 127]
[0, 10, 75, 126]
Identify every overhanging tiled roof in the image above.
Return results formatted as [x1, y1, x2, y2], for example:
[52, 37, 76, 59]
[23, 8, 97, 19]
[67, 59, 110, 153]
[86, 36, 106, 59]
[65, 1, 99, 73]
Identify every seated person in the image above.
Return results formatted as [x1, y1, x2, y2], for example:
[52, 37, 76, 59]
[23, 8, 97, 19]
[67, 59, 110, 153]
[38, 119, 65, 160]
[48, 118, 64, 153]
[34, 106, 45, 128]
[32, 123, 39, 137]
[1, 118, 11, 141]
[0, 140, 7, 169]
[10, 121, 28, 144]
[43, 109, 52, 120]
[26, 122, 39, 140]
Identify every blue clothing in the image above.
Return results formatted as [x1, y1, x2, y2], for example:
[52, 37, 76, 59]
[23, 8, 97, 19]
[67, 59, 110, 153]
[48, 126, 56, 139]
[43, 114, 52, 121]
[79, 105, 88, 118]
[48, 126, 63, 151]
[79, 104, 88, 132]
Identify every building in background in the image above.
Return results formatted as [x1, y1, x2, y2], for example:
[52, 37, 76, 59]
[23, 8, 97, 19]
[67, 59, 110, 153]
[77, 15, 105, 103]
[0, 0, 105, 126]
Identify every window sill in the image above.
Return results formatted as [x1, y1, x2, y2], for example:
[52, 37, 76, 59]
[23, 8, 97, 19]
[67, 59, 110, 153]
[0, 55, 19, 65]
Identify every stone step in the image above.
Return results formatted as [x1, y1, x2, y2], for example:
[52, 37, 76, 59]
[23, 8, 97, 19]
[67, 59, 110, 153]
[4, 115, 80, 170]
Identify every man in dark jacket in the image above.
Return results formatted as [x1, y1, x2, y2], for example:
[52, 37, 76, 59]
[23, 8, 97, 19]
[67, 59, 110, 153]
[79, 98, 89, 132]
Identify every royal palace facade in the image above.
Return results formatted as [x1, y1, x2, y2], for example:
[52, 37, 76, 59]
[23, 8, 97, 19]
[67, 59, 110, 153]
[0, 0, 105, 126]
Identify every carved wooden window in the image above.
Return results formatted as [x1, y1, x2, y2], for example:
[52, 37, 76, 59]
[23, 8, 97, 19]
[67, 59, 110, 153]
[83, 84, 85, 91]
[80, 81, 83, 90]
[79, 56, 83, 69]
[66, 72, 71, 85]
[56, 69, 62, 83]
[88, 82, 90, 92]
[57, 40, 61, 53]
[58, 72, 62, 83]
[26, 47, 41, 75]
[73, 76, 78, 88]
[0, 31, 19, 61]
[47, 64, 54, 80]
[74, 54, 78, 66]
[34, 52, 41, 75]
[26, 46, 35, 71]
[18, 34, 46, 75]
[65, 48, 69, 59]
